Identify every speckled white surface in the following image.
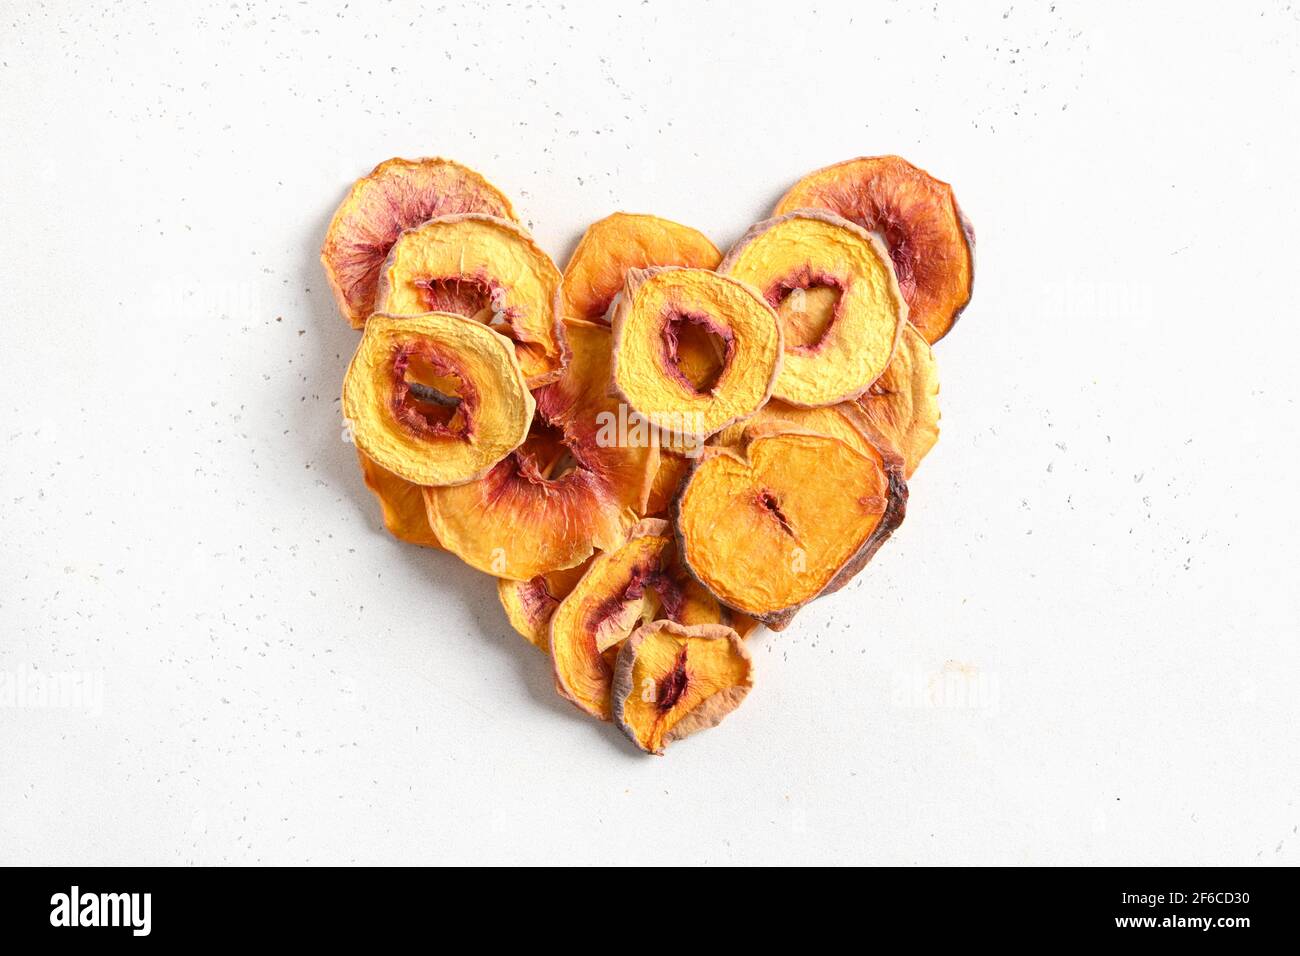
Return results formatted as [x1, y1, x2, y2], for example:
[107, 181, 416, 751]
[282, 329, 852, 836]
[2, 1, 1298, 865]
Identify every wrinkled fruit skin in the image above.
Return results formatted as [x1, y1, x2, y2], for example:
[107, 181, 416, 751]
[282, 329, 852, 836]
[322, 157, 517, 329]
[423, 319, 658, 581]
[712, 398, 874, 459]
[853, 323, 940, 478]
[376, 213, 568, 387]
[611, 620, 753, 755]
[611, 267, 782, 443]
[342, 312, 535, 487]
[356, 450, 442, 549]
[719, 210, 907, 408]
[550, 519, 727, 720]
[674, 425, 907, 630]
[562, 212, 722, 323]
[774, 155, 974, 344]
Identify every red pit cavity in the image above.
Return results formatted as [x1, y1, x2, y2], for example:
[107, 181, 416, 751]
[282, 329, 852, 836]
[655, 646, 690, 711]
[765, 269, 844, 352]
[660, 309, 733, 394]
[391, 343, 477, 440]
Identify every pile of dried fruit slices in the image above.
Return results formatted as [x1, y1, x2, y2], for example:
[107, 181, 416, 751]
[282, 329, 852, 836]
[322, 155, 974, 754]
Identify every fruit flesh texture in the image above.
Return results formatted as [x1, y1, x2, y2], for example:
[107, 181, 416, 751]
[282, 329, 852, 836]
[852, 323, 940, 477]
[498, 559, 592, 652]
[774, 155, 973, 344]
[719, 211, 906, 407]
[549, 520, 727, 720]
[612, 621, 753, 754]
[644, 450, 692, 517]
[562, 213, 721, 323]
[612, 268, 782, 441]
[376, 214, 567, 387]
[712, 398, 873, 458]
[423, 319, 657, 581]
[676, 429, 893, 623]
[322, 158, 517, 329]
[356, 450, 441, 548]
[342, 312, 534, 487]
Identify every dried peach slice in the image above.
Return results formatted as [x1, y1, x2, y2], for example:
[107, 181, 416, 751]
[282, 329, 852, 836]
[376, 214, 567, 387]
[611, 268, 782, 444]
[498, 559, 593, 652]
[322, 158, 517, 329]
[343, 312, 534, 487]
[549, 519, 726, 719]
[356, 450, 441, 548]
[675, 425, 907, 629]
[423, 319, 658, 581]
[562, 213, 721, 322]
[611, 620, 753, 755]
[852, 323, 940, 477]
[774, 156, 974, 344]
[719, 210, 906, 407]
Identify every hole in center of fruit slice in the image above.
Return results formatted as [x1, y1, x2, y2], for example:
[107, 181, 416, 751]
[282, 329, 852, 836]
[769, 275, 842, 351]
[392, 345, 473, 439]
[414, 274, 504, 322]
[661, 309, 731, 395]
[515, 415, 581, 483]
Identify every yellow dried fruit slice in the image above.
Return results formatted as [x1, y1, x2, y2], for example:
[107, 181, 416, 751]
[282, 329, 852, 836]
[376, 214, 567, 387]
[719, 210, 906, 408]
[322, 157, 517, 329]
[612, 620, 753, 755]
[774, 155, 974, 344]
[611, 268, 782, 443]
[356, 450, 441, 549]
[562, 213, 721, 322]
[675, 425, 906, 629]
[343, 312, 534, 487]
[549, 518, 728, 720]
[498, 559, 593, 653]
[712, 398, 873, 457]
[423, 319, 658, 581]
[852, 323, 940, 478]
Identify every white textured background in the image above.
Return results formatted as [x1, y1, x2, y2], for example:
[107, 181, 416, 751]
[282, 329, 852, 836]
[2, 0, 1297, 865]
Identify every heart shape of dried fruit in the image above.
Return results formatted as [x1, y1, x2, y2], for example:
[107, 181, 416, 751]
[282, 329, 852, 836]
[323, 155, 973, 753]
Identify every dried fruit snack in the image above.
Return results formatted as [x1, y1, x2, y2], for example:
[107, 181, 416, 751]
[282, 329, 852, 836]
[774, 155, 973, 344]
[719, 210, 907, 407]
[675, 424, 907, 629]
[322, 158, 517, 328]
[611, 267, 782, 444]
[612, 620, 753, 754]
[376, 213, 568, 387]
[562, 213, 721, 322]
[356, 450, 442, 549]
[851, 323, 940, 477]
[343, 312, 534, 487]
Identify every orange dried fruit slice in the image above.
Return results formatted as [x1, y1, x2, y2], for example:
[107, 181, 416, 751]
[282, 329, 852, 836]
[611, 267, 782, 444]
[675, 424, 906, 629]
[376, 214, 567, 387]
[774, 155, 974, 344]
[562, 213, 721, 322]
[712, 398, 874, 458]
[719, 210, 907, 407]
[611, 620, 753, 755]
[321, 157, 517, 329]
[343, 312, 534, 487]
[356, 450, 441, 548]
[423, 319, 658, 581]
